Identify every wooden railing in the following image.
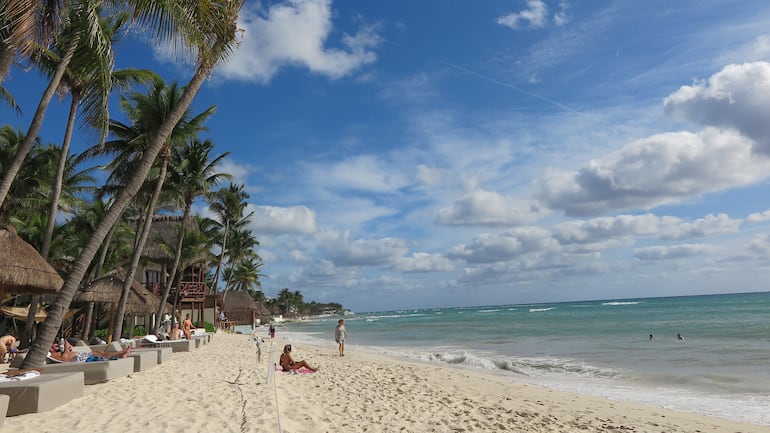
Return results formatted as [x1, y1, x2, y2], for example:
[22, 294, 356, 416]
[176, 281, 207, 299]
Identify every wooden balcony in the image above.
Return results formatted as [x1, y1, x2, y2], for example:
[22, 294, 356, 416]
[145, 281, 207, 301]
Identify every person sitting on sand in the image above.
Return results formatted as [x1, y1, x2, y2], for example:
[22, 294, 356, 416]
[279, 344, 318, 372]
[49, 341, 132, 362]
[170, 323, 182, 340]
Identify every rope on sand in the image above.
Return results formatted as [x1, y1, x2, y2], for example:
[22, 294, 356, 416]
[268, 340, 284, 433]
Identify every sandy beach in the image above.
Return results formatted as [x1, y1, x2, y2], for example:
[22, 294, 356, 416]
[2, 332, 768, 433]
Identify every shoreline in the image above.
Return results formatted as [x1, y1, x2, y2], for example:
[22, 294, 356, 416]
[3, 332, 769, 432]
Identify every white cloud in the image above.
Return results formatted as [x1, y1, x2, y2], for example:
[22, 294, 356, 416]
[446, 227, 557, 264]
[554, 1, 571, 26]
[537, 128, 765, 216]
[497, 0, 548, 30]
[249, 205, 317, 235]
[634, 244, 717, 261]
[436, 187, 548, 227]
[747, 234, 770, 258]
[664, 62, 770, 155]
[312, 155, 411, 193]
[396, 253, 454, 273]
[218, 0, 381, 83]
[747, 210, 770, 222]
[316, 230, 409, 267]
[217, 158, 256, 186]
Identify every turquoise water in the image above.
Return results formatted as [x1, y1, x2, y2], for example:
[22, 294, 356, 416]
[278, 292, 770, 426]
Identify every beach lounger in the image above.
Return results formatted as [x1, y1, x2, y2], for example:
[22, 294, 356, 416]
[0, 372, 84, 416]
[0, 393, 7, 425]
[11, 352, 134, 385]
[133, 347, 172, 364]
[142, 339, 194, 353]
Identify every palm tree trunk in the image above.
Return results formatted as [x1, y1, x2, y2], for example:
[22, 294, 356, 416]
[112, 153, 170, 340]
[154, 203, 191, 330]
[0, 36, 77, 208]
[211, 219, 229, 294]
[21, 63, 213, 369]
[94, 213, 120, 278]
[19, 95, 78, 347]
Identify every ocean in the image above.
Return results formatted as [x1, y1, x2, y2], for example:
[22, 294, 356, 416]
[274, 291, 770, 426]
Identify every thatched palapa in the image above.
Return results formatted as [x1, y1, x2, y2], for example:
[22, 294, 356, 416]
[140, 215, 206, 264]
[223, 292, 258, 326]
[0, 225, 63, 294]
[77, 268, 170, 315]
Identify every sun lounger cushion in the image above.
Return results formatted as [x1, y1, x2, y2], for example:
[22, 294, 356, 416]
[0, 372, 84, 416]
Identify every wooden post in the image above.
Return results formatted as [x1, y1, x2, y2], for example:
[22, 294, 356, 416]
[107, 302, 115, 343]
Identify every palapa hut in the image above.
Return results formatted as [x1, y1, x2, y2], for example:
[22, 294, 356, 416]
[76, 268, 170, 340]
[0, 226, 63, 295]
[139, 215, 211, 325]
[222, 292, 258, 329]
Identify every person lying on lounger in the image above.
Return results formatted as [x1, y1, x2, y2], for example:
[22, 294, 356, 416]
[49, 341, 132, 362]
[279, 344, 318, 372]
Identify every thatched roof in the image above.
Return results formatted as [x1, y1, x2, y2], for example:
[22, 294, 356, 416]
[223, 292, 258, 312]
[77, 268, 170, 315]
[0, 226, 63, 294]
[140, 215, 207, 264]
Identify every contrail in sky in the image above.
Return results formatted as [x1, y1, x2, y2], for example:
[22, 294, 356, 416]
[387, 40, 574, 112]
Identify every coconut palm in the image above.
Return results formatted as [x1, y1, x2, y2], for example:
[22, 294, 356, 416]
[153, 138, 230, 330]
[35, 11, 157, 262]
[107, 79, 215, 340]
[23, 0, 244, 368]
[0, 0, 111, 207]
[208, 182, 253, 294]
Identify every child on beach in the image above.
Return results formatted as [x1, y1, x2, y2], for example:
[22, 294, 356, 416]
[334, 319, 349, 356]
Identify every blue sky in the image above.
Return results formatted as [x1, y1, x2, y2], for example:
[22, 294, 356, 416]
[6, 0, 770, 312]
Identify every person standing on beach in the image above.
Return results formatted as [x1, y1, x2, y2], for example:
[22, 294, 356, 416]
[182, 314, 194, 339]
[269, 324, 276, 339]
[335, 319, 350, 356]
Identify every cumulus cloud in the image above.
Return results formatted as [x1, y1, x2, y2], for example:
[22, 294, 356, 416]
[554, 1, 571, 26]
[634, 244, 717, 261]
[218, 0, 381, 82]
[553, 213, 740, 247]
[316, 230, 409, 266]
[249, 205, 317, 235]
[312, 155, 411, 193]
[664, 62, 770, 155]
[436, 187, 548, 227]
[747, 234, 770, 258]
[446, 227, 557, 264]
[396, 253, 454, 272]
[497, 0, 548, 30]
[537, 128, 765, 216]
[747, 210, 770, 222]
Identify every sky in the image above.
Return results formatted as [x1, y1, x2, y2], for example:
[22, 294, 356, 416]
[5, 0, 770, 312]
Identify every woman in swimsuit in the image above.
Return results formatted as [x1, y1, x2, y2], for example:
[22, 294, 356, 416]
[279, 344, 318, 372]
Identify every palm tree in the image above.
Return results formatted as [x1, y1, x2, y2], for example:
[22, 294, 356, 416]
[109, 79, 215, 340]
[0, 0, 111, 207]
[221, 226, 260, 299]
[36, 11, 157, 263]
[209, 183, 252, 294]
[23, 0, 244, 368]
[153, 138, 230, 330]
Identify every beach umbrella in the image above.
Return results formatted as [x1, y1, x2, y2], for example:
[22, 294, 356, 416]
[0, 226, 63, 295]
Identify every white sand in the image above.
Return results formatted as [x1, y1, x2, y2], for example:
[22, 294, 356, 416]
[3, 332, 768, 433]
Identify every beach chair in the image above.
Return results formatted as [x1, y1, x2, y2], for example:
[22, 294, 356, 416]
[0, 393, 7, 425]
[10, 352, 134, 385]
[0, 372, 84, 416]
